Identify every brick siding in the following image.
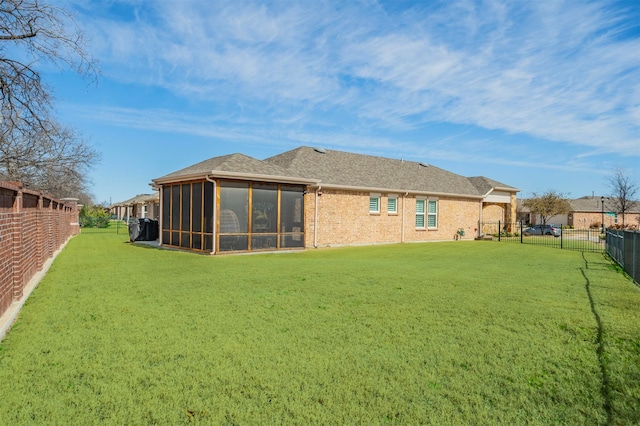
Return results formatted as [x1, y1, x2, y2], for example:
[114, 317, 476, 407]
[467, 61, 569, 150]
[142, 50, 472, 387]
[570, 212, 640, 229]
[0, 182, 79, 320]
[304, 189, 493, 247]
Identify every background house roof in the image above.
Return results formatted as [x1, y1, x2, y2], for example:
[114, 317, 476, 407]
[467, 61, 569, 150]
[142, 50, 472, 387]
[570, 196, 640, 213]
[113, 193, 158, 207]
[518, 196, 640, 213]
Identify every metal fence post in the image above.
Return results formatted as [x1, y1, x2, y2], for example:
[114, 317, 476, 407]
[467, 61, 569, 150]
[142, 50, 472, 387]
[498, 220, 501, 242]
[633, 231, 637, 285]
[520, 221, 523, 244]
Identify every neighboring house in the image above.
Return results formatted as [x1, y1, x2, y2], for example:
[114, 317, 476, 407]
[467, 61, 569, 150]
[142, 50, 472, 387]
[110, 193, 159, 221]
[518, 196, 640, 228]
[151, 146, 520, 254]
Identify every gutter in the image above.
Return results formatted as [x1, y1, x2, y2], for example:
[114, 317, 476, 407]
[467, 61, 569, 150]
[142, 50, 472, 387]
[401, 192, 409, 243]
[308, 183, 485, 200]
[478, 200, 483, 238]
[205, 175, 217, 255]
[152, 170, 319, 186]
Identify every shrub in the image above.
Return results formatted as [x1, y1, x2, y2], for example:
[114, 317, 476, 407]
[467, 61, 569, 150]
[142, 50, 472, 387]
[79, 205, 110, 228]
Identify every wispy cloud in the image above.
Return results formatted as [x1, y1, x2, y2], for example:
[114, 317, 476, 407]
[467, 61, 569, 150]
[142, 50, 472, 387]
[73, 0, 639, 158]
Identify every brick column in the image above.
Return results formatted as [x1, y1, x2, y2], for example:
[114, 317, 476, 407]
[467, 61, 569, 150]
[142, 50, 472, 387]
[36, 194, 44, 270]
[12, 185, 23, 301]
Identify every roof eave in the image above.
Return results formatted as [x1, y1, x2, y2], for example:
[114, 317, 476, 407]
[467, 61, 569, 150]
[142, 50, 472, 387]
[152, 170, 319, 186]
[308, 182, 484, 199]
[494, 186, 521, 193]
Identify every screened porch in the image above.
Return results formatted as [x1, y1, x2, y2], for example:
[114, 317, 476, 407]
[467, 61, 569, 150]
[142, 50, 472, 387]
[160, 179, 305, 253]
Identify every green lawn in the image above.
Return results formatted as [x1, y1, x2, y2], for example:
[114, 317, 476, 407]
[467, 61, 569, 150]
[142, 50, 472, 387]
[0, 234, 638, 424]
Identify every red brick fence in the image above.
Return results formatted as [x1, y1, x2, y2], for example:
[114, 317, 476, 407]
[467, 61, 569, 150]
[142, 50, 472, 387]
[0, 182, 79, 321]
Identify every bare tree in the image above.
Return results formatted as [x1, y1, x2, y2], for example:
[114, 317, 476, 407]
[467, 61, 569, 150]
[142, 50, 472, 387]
[0, 0, 99, 199]
[523, 190, 571, 229]
[608, 167, 638, 228]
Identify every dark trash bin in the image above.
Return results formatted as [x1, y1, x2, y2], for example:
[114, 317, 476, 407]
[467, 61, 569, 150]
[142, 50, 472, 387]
[136, 218, 159, 241]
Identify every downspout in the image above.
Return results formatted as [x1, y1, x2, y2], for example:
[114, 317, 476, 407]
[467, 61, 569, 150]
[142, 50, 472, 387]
[205, 175, 217, 255]
[158, 187, 163, 247]
[401, 192, 408, 242]
[478, 199, 483, 238]
[314, 186, 322, 248]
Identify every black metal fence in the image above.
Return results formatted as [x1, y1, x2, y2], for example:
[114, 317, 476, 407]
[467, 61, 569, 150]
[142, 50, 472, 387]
[606, 229, 640, 285]
[79, 220, 128, 235]
[482, 221, 605, 253]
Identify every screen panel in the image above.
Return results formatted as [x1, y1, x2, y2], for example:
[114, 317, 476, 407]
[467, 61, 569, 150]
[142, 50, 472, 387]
[181, 184, 191, 232]
[192, 182, 202, 233]
[220, 182, 248, 233]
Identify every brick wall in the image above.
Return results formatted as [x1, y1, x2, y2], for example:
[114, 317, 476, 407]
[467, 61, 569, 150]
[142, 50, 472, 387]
[0, 182, 79, 320]
[570, 212, 640, 229]
[304, 189, 484, 247]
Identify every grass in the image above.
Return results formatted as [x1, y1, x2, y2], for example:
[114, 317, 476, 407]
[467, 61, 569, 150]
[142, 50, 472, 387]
[79, 219, 128, 234]
[0, 234, 639, 424]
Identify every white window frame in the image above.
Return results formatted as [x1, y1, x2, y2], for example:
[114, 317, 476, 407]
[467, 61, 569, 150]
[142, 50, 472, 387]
[387, 194, 398, 215]
[369, 193, 381, 214]
[427, 198, 438, 228]
[415, 198, 426, 229]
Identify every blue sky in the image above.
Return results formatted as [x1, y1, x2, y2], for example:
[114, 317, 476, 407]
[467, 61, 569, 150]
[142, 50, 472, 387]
[48, 0, 639, 204]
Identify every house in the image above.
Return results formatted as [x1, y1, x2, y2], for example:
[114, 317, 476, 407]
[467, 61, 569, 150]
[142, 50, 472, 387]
[110, 193, 159, 221]
[567, 196, 640, 229]
[150, 146, 519, 254]
[518, 196, 640, 229]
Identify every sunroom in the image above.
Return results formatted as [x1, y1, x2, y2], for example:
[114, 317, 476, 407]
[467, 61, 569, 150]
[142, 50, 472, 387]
[151, 154, 317, 254]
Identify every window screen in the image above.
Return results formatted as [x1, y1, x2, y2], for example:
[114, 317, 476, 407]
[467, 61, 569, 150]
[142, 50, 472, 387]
[252, 184, 278, 233]
[388, 197, 397, 214]
[204, 182, 214, 234]
[220, 182, 248, 233]
[280, 187, 304, 233]
[162, 186, 171, 230]
[192, 182, 202, 233]
[171, 185, 180, 230]
[370, 196, 380, 213]
[428, 200, 438, 228]
[416, 199, 425, 228]
[181, 184, 190, 232]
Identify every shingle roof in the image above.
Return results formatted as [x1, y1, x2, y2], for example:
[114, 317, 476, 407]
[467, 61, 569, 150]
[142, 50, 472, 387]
[570, 196, 608, 212]
[518, 196, 640, 213]
[154, 146, 519, 198]
[266, 146, 507, 196]
[114, 193, 158, 207]
[570, 196, 639, 213]
[468, 176, 518, 194]
[156, 153, 295, 180]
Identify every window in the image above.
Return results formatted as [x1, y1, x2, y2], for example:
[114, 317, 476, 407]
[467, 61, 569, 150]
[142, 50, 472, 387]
[387, 196, 397, 214]
[416, 199, 425, 228]
[370, 194, 380, 214]
[427, 199, 438, 228]
[416, 198, 437, 229]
